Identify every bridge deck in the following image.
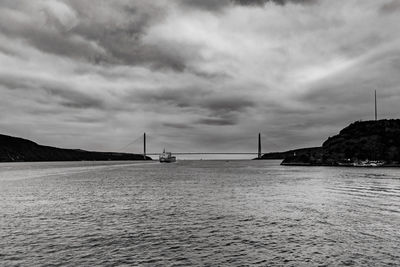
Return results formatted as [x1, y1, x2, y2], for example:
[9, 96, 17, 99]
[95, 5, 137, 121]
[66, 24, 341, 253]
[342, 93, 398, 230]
[146, 152, 258, 155]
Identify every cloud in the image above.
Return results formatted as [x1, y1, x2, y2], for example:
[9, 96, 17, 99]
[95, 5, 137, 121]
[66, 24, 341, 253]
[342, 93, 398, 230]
[45, 87, 105, 109]
[200, 97, 255, 113]
[179, 0, 232, 11]
[179, 0, 316, 11]
[0, 1, 191, 71]
[0, 68, 105, 110]
[163, 122, 194, 129]
[197, 117, 238, 126]
[0, 0, 400, 155]
[233, 0, 316, 6]
[380, 0, 400, 14]
[134, 86, 255, 125]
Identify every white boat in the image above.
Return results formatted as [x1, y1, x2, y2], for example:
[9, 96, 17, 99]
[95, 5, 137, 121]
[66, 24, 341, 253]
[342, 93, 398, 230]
[159, 149, 176, 163]
[353, 160, 384, 167]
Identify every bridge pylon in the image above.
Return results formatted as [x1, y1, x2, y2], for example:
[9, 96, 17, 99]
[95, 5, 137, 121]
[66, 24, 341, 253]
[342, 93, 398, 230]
[258, 133, 262, 159]
[143, 132, 146, 159]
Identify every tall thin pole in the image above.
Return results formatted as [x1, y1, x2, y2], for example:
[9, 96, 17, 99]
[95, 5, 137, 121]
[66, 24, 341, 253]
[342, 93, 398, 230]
[143, 132, 146, 159]
[375, 90, 377, 121]
[258, 133, 261, 159]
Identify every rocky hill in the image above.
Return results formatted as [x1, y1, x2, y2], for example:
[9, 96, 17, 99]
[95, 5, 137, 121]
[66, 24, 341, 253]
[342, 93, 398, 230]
[0, 134, 151, 162]
[322, 119, 400, 164]
[281, 119, 400, 166]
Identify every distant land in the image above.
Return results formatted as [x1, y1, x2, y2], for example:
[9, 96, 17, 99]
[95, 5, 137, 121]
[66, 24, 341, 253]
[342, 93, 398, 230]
[3, 119, 400, 164]
[259, 147, 322, 160]
[0, 134, 152, 162]
[269, 119, 400, 166]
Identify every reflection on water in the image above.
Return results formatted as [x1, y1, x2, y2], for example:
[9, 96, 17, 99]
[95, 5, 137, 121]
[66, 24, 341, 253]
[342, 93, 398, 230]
[1, 160, 399, 266]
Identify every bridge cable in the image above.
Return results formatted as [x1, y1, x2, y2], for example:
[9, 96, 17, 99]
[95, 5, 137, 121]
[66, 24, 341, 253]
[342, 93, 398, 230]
[117, 134, 144, 152]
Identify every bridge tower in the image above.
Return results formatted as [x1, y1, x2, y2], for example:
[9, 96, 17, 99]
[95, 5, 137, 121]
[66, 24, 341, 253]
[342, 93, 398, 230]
[258, 133, 262, 159]
[143, 132, 146, 159]
[375, 90, 377, 121]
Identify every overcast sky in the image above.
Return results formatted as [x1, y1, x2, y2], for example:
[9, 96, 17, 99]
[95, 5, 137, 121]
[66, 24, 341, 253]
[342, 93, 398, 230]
[1, 0, 400, 156]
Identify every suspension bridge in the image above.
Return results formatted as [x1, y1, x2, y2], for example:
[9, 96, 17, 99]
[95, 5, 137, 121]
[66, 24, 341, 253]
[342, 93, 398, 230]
[120, 133, 268, 159]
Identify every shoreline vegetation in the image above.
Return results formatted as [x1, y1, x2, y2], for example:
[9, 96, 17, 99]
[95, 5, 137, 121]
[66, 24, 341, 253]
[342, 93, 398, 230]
[260, 119, 400, 167]
[0, 134, 152, 162]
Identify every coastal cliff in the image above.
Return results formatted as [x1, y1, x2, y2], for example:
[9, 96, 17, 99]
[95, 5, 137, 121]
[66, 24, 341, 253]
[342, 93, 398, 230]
[281, 119, 400, 166]
[0, 134, 151, 162]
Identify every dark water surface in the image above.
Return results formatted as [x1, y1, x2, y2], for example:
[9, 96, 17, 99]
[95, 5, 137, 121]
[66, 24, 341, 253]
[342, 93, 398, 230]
[1, 160, 399, 266]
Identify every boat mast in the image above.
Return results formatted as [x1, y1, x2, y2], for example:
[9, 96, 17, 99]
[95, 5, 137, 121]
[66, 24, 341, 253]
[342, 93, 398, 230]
[258, 133, 262, 159]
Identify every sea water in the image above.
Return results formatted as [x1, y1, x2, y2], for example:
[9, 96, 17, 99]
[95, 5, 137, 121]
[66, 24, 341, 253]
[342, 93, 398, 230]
[1, 160, 399, 266]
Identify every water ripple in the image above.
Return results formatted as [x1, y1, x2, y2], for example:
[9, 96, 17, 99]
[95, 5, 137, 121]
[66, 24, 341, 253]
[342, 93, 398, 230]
[0, 161, 399, 266]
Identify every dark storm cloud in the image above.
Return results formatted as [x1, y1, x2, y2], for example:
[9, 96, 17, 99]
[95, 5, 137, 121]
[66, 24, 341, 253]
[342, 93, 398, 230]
[42, 83, 105, 110]
[134, 86, 255, 127]
[136, 87, 254, 117]
[67, 115, 104, 124]
[163, 122, 194, 129]
[380, 0, 400, 14]
[179, 0, 231, 11]
[200, 97, 255, 113]
[68, 2, 191, 71]
[179, 0, 315, 11]
[136, 87, 211, 108]
[1, 0, 400, 154]
[197, 117, 238, 126]
[0, 74, 29, 90]
[233, 0, 316, 6]
[0, 73, 104, 110]
[195, 97, 255, 126]
[0, 0, 317, 75]
[0, 26, 102, 63]
[0, 0, 193, 71]
[0, 1, 102, 61]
